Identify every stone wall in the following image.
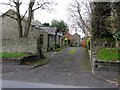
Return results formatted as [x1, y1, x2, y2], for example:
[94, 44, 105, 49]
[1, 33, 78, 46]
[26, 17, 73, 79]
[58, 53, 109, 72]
[1, 15, 50, 52]
[91, 38, 115, 51]
[2, 38, 38, 53]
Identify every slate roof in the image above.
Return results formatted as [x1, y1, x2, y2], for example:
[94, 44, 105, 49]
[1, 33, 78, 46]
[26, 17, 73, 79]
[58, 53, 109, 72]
[31, 20, 43, 28]
[40, 26, 57, 35]
[2, 9, 58, 35]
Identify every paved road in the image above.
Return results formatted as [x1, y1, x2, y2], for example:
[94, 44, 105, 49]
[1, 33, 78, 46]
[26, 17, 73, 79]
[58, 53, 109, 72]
[2, 47, 117, 88]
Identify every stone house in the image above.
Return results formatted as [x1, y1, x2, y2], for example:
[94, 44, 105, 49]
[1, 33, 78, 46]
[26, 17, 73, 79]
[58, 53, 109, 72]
[57, 32, 63, 46]
[64, 32, 80, 46]
[40, 27, 63, 50]
[72, 33, 81, 47]
[40, 26, 56, 51]
[1, 9, 62, 53]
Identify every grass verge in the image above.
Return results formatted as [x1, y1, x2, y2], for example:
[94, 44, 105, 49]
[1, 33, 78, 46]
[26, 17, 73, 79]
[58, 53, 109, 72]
[97, 48, 119, 61]
[32, 58, 49, 65]
[0, 52, 29, 58]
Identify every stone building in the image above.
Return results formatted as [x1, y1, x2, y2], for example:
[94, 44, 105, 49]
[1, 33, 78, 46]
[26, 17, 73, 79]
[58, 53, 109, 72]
[1, 9, 62, 53]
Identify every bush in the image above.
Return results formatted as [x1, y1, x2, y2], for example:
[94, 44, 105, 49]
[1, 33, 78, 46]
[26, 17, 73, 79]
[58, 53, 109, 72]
[54, 44, 60, 49]
[83, 37, 90, 49]
[50, 48, 53, 51]
[86, 38, 90, 49]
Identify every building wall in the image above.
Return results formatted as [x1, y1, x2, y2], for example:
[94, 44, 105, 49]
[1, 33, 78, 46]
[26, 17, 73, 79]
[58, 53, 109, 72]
[1, 15, 49, 52]
[2, 38, 38, 53]
[48, 35, 55, 50]
[0, 16, 2, 52]
[2, 15, 20, 39]
[42, 32, 48, 51]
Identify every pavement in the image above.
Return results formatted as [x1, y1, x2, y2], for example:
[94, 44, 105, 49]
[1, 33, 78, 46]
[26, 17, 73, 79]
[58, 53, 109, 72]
[2, 47, 118, 88]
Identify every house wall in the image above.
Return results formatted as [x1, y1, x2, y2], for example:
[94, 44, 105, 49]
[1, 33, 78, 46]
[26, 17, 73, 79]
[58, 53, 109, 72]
[0, 16, 2, 52]
[2, 15, 20, 39]
[42, 32, 48, 51]
[48, 35, 55, 50]
[2, 38, 38, 53]
[2, 15, 49, 53]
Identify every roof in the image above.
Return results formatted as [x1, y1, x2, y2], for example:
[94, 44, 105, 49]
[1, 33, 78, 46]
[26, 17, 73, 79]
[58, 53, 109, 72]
[31, 20, 43, 28]
[73, 33, 80, 37]
[40, 26, 57, 35]
[2, 9, 44, 29]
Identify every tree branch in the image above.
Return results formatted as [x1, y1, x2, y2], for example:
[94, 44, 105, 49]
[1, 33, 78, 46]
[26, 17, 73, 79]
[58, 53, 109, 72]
[3, 13, 17, 20]
[0, 2, 16, 7]
[33, 2, 55, 11]
[21, 8, 28, 20]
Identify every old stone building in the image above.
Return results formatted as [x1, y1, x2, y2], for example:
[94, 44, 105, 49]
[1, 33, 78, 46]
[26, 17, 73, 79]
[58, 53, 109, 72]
[1, 9, 63, 53]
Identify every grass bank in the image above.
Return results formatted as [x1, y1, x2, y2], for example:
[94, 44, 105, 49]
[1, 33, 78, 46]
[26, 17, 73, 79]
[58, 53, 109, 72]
[97, 48, 119, 61]
[0, 52, 30, 58]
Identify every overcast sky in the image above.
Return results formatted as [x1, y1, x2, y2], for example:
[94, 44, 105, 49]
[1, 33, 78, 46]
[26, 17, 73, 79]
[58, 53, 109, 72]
[0, 0, 86, 37]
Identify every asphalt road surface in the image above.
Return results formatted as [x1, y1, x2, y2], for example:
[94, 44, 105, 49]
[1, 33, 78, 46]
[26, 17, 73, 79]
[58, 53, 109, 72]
[2, 47, 117, 88]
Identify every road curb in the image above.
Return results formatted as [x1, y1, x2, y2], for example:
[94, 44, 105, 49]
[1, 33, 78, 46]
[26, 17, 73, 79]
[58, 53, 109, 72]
[29, 52, 57, 69]
[88, 50, 118, 86]
[91, 68, 118, 86]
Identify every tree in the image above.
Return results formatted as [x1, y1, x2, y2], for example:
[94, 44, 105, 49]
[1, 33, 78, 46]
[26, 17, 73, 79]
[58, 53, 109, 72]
[0, 0, 26, 37]
[51, 19, 68, 45]
[67, 0, 92, 36]
[92, 1, 120, 48]
[24, 0, 56, 37]
[43, 23, 50, 26]
[92, 2, 112, 38]
[110, 1, 120, 48]
[0, 0, 56, 37]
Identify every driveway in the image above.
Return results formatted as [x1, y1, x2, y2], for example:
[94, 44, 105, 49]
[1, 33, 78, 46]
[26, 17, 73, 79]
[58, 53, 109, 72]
[2, 47, 117, 88]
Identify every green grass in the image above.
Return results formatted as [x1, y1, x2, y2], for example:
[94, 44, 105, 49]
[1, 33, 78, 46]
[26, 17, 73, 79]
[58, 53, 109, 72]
[97, 48, 119, 61]
[0, 52, 29, 58]
[32, 58, 49, 65]
[69, 48, 77, 54]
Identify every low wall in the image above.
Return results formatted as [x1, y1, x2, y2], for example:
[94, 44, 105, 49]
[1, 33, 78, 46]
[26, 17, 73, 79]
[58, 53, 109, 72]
[2, 38, 38, 53]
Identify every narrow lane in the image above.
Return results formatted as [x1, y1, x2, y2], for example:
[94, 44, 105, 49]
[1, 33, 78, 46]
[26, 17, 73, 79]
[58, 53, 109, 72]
[2, 47, 117, 88]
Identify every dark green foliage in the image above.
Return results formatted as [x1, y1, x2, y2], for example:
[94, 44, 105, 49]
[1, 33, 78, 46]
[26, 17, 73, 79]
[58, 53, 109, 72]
[54, 44, 60, 49]
[51, 19, 68, 34]
[43, 23, 50, 26]
[51, 19, 68, 45]
[92, 2, 112, 38]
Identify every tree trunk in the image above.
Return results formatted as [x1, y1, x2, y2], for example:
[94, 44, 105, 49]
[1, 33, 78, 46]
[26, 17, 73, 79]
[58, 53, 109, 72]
[24, 1, 35, 37]
[17, 19, 23, 37]
[115, 40, 119, 48]
[15, 1, 23, 37]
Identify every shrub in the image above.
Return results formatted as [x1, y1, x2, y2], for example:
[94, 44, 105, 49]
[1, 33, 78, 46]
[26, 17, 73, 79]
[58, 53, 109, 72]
[54, 44, 60, 49]
[86, 38, 90, 49]
[83, 37, 91, 49]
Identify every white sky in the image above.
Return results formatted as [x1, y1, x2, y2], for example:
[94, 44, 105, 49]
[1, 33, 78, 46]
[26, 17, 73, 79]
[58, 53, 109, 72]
[0, 0, 85, 37]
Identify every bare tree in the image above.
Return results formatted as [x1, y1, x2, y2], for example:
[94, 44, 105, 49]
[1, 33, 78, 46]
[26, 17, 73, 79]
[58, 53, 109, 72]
[24, 0, 56, 37]
[0, 0, 56, 37]
[0, 0, 27, 37]
[67, 0, 92, 36]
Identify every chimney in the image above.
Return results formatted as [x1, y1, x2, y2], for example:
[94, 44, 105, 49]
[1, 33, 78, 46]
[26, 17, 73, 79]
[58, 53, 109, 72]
[75, 29, 77, 34]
